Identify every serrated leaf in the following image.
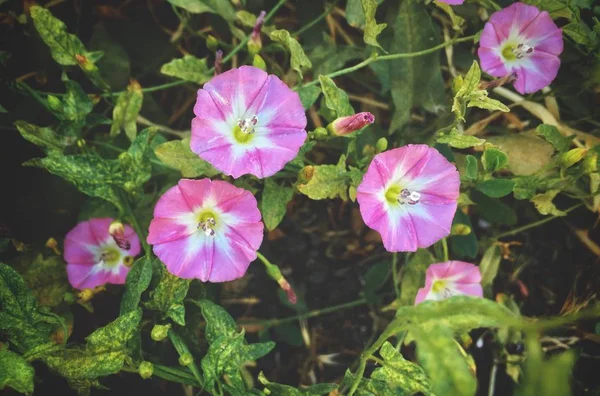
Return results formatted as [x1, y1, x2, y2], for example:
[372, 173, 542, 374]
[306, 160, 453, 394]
[535, 124, 572, 152]
[0, 347, 35, 394]
[318, 75, 354, 118]
[481, 147, 509, 173]
[476, 178, 515, 198]
[110, 80, 143, 141]
[269, 30, 312, 79]
[465, 155, 478, 181]
[389, 0, 446, 132]
[15, 121, 69, 151]
[258, 371, 338, 395]
[0, 263, 55, 351]
[30, 6, 87, 66]
[412, 326, 477, 396]
[480, 244, 502, 297]
[530, 189, 567, 216]
[297, 155, 354, 200]
[146, 268, 190, 325]
[43, 309, 142, 380]
[120, 256, 154, 315]
[362, 0, 387, 50]
[154, 138, 219, 178]
[160, 55, 211, 84]
[296, 85, 321, 110]
[261, 179, 294, 231]
[167, 0, 236, 21]
[399, 249, 436, 306]
[437, 129, 485, 149]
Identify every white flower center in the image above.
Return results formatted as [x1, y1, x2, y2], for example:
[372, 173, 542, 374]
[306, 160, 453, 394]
[237, 115, 258, 135]
[398, 188, 421, 205]
[513, 43, 535, 59]
[197, 217, 216, 237]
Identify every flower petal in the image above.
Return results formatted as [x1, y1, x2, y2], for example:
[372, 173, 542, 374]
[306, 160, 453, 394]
[513, 52, 561, 94]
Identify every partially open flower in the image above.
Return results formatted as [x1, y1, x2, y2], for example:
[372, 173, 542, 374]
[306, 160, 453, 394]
[356, 145, 459, 252]
[191, 66, 307, 179]
[327, 112, 375, 136]
[415, 261, 483, 304]
[478, 2, 563, 94]
[64, 218, 141, 290]
[248, 10, 266, 56]
[147, 179, 264, 282]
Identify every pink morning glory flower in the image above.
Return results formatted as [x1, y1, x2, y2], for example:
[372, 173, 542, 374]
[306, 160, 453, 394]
[478, 2, 563, 94]
[415, 261, 483, 305]
[327, 112, 375, 136]
[64, 218, 141, 290]
[356, 145, 459, 252]
[190, 66, 307, 179]
[147, 178, 264, 282]
[437, 0, 464, 4]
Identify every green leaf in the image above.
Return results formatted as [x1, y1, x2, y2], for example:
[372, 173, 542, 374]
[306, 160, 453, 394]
[361, 0, 387, 50]
[472, 190, 517, 226]
[15, 121, 69, 151]
[437, 129, 485, 149]
[465, 155, 478, 181]
[154, 138, 219, 178]
[399, 249, 435, 306]
[451, 210, 478, 259]
[0, 347, 35, 394]
[296, 85, 321, 110]
[167, 0, 236, 21]
[485, 134, 554, 176]
[13, 254, 70, 308]
[363, 261, 389, 305]
[481, 147, 509, 173]
[0, 263, 55, 351]
[197, 299, 237, 344]
[160, 55, 211, 84]
[110, 80, 143, 141]
[318, 75, 354, 118]
[43, 309, 142, 380]
[62, 80, 94, 124]
[30, 6, 87, 66]
[479, 244, 502, 297]
[435, 1, 465, 30]
[389, 0, 445, 132]
[412, 326, 477, 396]
[0, 104, 6, 113]
[261, 179, 294, 231]
[297, 155, 355, 201]
[530, 189, 567, 216]
[476, 178, 515, 198]
[146, 269, 190, 326]
[535, 124, 572, 152]
[269, 30, 312, 79]
[120, 256, 154, 315]
[258, 371, 338, 395]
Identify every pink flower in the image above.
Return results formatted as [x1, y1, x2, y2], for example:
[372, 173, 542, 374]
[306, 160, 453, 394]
[190, 66, 307, 179]
[327, 112, 375, 136]
[478, 2, 563, 94]
[147, 178, 264, 282]
[437, 0, 464, 4]
[356, 145, 459, 252]
[415, 261, 483, 304]
[64, 218, 141, 290]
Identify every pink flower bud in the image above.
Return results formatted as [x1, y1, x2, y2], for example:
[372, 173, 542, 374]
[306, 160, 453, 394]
[214, 50, 223, 75]
[327, 112, 375, 136]
[248, 11, 266, 56]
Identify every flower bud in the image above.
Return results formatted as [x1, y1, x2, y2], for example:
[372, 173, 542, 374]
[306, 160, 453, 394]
[138, 361, 154, 379]
[214, 50, 223, 76]
[45, 237, 61, 255]
[253, 54, 267, 71]
[559, 148, 587, 168]
[583, 150, 597, 174]
[75, 54, 96, 72]
[109, 221, 131, 250]
[327, 112, 375, 136]
[248, 10, 266, 56]
[178, 353, 193, 367]
[310, 127, 328, 141]
[151, 324, 171, 341]
[118, 152, 132, 169]
[206, 35, 218, 52]
[47, 95, 61, 111]
[375, 137, 388, 153]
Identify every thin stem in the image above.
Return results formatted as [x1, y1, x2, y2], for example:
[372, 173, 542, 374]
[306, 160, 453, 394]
[391, 253, 400, 300]
[299, 34, 477, 89]
[494, 203, 582, 240]
[238, 298, 368, 328]
[442, 237, 449, 262]
[137, 115, 189, 138]
[293, 1, 337, 36]
[488, 361, 498, 396]
[168, 330, 205, 389]
[121, 192, 151, 256]
[122, 364, 199, 386]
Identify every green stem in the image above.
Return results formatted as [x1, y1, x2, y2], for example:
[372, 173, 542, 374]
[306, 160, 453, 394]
[494, 203, 582, 240]
[391, 253, 400, 300]
[293, 1, 337, 36]
[239, 298, 368, 328]
[442, 237, 449, 262]
[123, 364, 199, 386]
[168, 330, 205, 389]
[16, 81, 52, 112]
[120, 191, 151, 256]
[299, 34, 477, 90]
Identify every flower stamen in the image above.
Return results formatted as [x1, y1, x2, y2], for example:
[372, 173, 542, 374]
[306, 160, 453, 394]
[237, 115, 259, 135]
[198, 217, 217, 237]
[398, 188, 421, 205]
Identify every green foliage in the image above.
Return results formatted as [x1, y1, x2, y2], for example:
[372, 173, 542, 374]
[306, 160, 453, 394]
[261, 179, 294, 231]
[465, 155, 478, 181]
[259, 372, 338, 395]
[531, 189, 567, 216]
[166, 0, 236, 21]
[110, 80, 143, 141]
[160, 55, 211, 84]
[482, 147, 509, 173]
[0, 347, 35, 394]
[13, 254, 70, 308]
[318, 75, 354, 118]
[296, 85, 321, 110]
[437, 129, 485, 149]
[154, 138, 219, 177]
[120, 256, 154, 315]
[476, 178, 516, 198]
[535, 124, 572, 152]
[361, 0, 387, 51]
[269, 30, 312, 79]
[479, 244, 502, 297]
[297, 155, 361, 201]
[146, 268, 190, 326]
[398, 249, 435, 306]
